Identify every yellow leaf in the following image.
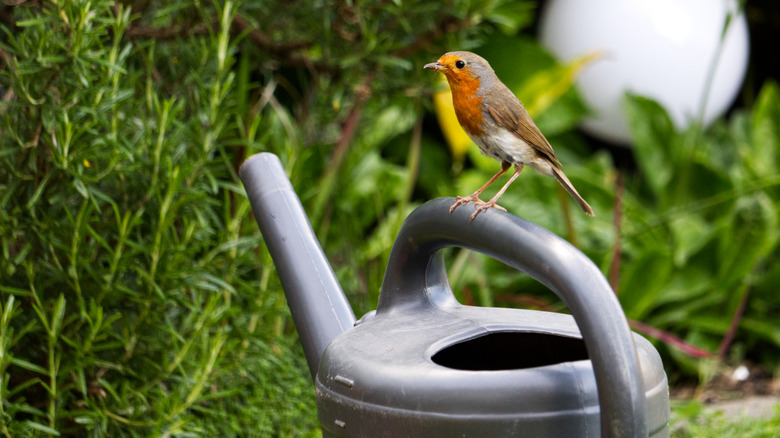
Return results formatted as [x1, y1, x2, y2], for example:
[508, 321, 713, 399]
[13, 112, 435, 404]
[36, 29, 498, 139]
[519, 51, 603, 117]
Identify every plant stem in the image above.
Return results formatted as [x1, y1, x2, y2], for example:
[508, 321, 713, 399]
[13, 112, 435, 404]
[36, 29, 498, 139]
[629, 319, 712, 358]
[718, 278, 752, 359]
[395, 118, 423, 230]
[609, 169, 625, 294]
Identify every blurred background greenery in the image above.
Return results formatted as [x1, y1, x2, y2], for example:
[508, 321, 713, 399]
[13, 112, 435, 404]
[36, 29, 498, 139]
[1, 0, 779, 436]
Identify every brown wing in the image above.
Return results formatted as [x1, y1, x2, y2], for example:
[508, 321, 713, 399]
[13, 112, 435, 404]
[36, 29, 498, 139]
[487, 102, 561, 167]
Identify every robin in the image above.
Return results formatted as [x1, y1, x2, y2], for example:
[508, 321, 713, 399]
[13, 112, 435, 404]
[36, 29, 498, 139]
[425, 51, 594, 220]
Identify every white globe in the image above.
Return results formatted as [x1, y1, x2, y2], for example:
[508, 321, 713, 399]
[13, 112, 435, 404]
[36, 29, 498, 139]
[539, 0, 749, 144]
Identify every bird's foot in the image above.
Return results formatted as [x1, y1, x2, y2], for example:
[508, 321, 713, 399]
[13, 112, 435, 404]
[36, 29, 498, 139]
[449, 194, 483, 214]
[469, 199, 506, 222]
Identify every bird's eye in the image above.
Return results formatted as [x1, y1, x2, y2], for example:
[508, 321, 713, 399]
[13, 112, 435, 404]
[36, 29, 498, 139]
[455, 60, 465, 69]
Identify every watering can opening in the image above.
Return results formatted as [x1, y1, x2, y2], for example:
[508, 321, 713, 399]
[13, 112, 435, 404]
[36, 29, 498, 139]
[431, 331, 589, 371]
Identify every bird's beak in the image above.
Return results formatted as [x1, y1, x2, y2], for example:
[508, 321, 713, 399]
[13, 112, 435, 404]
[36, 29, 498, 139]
[424, 62, 444, 71]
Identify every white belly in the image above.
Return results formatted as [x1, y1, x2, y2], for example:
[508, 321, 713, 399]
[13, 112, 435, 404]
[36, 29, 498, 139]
[467, 128, 554, 177]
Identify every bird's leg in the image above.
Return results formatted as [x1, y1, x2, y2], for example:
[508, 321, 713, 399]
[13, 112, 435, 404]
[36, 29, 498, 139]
[470, 164, 524, 221]
[449, 161, 511, 214]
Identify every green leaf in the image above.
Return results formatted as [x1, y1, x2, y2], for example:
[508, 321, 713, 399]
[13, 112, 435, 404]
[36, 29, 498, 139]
[0, 284, 33, 297]
[24, 421, 61, 436]
[648, 288, 724, 328]
[717, 193, 778, 286]
[10, 357, 48, 375]
[623, 94, 676, 198]
[478, 35, 554, 92]
[518, 51, 601, 119]
[618, 249, 673, 319]
[15, 16, 56, 27]
[686, 315, 731, 334]
[669, 213, 712, 266]
[673, 160, 732, 207]
[531, 91, 589, 138]
[741, 317, 780, 348]
[658, 265, 713, 306]
[487, 1, 535, 35]
[750, 80, 780, 177]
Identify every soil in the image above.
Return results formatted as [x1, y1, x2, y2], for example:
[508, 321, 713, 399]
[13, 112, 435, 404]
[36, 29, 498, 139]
[670, 362, 780, 418]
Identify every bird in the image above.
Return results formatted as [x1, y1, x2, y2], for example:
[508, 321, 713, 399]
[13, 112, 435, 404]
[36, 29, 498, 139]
[425, 51, 594, 220]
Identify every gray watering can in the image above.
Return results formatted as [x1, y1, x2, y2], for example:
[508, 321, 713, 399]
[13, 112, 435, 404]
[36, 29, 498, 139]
[240, 152, 670, 437]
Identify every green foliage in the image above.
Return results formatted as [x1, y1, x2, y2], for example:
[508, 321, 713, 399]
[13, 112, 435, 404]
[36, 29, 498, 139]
[671, 401, 780, 438]
[615, 84, 780, 376]
[0, 0, 321, 435]
[2, 0, 780, 434]
[0, 0, 528, 435]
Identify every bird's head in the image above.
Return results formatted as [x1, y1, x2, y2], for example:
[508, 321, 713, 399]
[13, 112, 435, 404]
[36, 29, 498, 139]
[424, 51, 495, 89]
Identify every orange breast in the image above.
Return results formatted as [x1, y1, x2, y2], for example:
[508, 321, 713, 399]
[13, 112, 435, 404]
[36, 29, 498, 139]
[448, 76, 484, 137]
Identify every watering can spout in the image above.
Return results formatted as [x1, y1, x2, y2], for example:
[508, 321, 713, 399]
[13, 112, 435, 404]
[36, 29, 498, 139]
[239, 153, 356, 378]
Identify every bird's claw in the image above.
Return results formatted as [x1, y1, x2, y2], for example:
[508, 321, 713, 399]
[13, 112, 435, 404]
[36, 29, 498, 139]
[449, 195, 482, 214]
[450, 195, 506, 221]
[468, 200, 506, 222]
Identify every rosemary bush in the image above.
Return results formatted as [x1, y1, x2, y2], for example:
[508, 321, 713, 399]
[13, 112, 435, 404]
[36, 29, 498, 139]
[0, 0, 520, 435]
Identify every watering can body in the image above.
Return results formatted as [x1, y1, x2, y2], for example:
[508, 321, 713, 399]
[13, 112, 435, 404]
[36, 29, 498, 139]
[317, 306, 668, 437]
[240, 153, 670, 438]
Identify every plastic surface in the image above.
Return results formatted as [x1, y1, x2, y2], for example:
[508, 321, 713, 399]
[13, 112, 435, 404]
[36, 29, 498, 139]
[239, 153, 356, 378]
[239, 152, 670, 437]
[375, 198, 647, 437]
[317, 308, 669, 437]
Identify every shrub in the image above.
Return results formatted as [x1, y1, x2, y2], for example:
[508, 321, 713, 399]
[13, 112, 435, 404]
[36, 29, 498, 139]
[0, 0, 518, 435]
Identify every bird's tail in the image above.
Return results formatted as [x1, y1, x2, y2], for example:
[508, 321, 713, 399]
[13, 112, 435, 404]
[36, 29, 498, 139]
[550, 165, 595, 216]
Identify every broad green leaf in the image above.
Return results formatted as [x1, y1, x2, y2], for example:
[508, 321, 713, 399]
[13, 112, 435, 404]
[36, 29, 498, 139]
[623, 94, 676, 198]
[363, 203, 417, 260]
[518, 51, 601, 119]
[479, 35, 554, 92]
[648, 288, 725, 328]
[417, 135, 455, 197]
[653, 265, 712, 307]
[741, 317, 780, 347]
[618, 249, 673, 319]
[532, 92, 590, 138]
[717, 193, 778, 286]
[669, 213, 712, 266]
[675, 161, 732, 207]
[686, 315, 731, 334]
[750, 80, 780, 177]
[358, 102, 417, 152]
[487, 1, 535, 35]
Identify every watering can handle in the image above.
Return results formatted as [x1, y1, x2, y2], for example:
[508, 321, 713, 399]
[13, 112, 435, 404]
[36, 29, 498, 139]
[378, 198, 647, 438]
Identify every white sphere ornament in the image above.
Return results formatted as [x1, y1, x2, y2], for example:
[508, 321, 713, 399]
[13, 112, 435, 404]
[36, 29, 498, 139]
[539, 0, 750, 144]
